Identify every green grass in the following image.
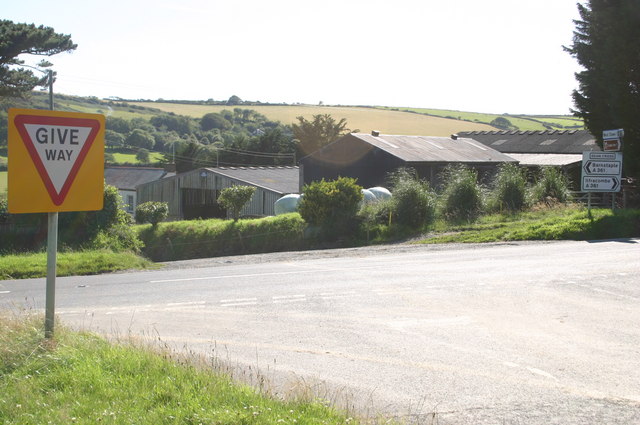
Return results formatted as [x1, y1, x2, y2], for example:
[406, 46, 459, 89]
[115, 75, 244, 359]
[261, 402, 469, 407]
[0, 314, 359, 425]
[415, 206, 640, 244]
[0, 250, 155, 280]
[0, 170, 6, 195]
[109, 152, 164, 164]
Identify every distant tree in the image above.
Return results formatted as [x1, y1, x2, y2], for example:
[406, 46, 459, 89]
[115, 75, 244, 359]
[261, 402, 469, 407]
[226, 95, 242, 106]
[136, 148, 150, 163]
[105, 129, 125, 148]
[291, 114, 352, 156]
[172, 141, 211, 173]
[490, 116, 514, 130]
[126, 129, 155, 150]
[201, 112, 232, 131]
[565, 0, 640, 180]
[218, 185, 256, 221]
[0, 20, 76, 97]
[106, 116, 131, 134]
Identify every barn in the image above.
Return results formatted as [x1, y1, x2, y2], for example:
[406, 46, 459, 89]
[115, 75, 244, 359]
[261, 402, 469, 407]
[136, 166, 299, 220]
[458, 129, 601, 186]
[299, 131, 517, 190]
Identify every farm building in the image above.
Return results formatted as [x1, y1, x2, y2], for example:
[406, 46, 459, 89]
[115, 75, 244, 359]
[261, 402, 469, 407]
[299, 132, 517, 189]
[104, 166, 172, 214]
[136, 166, 299, 220]
[458, 129, 601, 187]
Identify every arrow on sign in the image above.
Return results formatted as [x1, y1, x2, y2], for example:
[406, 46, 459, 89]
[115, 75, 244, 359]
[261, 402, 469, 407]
[14, 114, 101, 205]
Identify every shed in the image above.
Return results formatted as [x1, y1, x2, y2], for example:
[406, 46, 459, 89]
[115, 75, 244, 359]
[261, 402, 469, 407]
[458, 129, 602, 186]
[299, 132, 517, 189]
[136, 166, 299, 220]
[104, 166, 171, 213]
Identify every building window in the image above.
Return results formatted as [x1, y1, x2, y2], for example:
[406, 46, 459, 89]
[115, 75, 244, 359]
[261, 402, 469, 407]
[126, 195, 134, 213]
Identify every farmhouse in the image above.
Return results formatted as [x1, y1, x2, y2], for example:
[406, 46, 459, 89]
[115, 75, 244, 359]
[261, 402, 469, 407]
[136, 166, 299, 220]
[104, 166, 171, 214]
[299, 132, 517, 189]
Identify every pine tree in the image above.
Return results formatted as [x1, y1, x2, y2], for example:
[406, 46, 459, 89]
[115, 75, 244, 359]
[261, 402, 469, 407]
[565, 0, 640, 179]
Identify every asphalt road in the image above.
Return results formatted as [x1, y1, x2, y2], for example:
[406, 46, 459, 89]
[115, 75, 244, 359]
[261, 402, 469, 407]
[2, 239, 640, 425]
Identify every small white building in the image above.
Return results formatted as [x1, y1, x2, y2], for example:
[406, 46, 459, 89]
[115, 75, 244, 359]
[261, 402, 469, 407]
[104, 167, 172, 214]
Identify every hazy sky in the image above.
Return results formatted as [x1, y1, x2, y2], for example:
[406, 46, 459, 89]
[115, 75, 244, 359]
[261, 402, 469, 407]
[5, 0, 583, 115]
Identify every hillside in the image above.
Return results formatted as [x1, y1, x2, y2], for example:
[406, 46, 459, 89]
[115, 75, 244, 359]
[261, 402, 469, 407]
[3, 92, 583, 135]
[129, 103, 497, 136]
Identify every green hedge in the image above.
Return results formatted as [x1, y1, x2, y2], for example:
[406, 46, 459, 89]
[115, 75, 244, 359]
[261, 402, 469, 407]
[137, 213, 309, 262]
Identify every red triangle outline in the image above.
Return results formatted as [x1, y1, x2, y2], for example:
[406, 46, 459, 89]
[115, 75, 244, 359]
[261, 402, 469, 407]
[14, 114, 101, 206]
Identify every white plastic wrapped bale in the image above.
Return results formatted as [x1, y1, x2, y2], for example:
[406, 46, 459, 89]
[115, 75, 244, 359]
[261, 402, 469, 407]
[368, 186, 392, 200]
[274, 194, 301, 215]
[361, 188, 378, 205]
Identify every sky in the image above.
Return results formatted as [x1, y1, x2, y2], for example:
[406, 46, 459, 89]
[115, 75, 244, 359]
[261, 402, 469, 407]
[5, 0, 583, 115]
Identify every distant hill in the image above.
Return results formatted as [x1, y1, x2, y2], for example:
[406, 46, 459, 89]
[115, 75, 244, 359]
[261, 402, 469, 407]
[3, 92, 583, 136]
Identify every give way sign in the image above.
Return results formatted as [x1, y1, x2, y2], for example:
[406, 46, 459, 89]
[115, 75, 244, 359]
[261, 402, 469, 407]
[8, 108, 105, 213]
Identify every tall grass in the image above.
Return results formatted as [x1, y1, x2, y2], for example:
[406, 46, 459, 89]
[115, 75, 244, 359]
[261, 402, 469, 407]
[0, 313, 359, 425]
[439, 165, 484, 222]
[487, 163, 527, 212]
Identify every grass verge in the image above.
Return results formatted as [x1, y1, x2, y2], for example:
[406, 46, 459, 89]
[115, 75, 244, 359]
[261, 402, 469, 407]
[0, 250, 155, 280]
[0, 313, 358, 425]
[415, 206, 640, 244]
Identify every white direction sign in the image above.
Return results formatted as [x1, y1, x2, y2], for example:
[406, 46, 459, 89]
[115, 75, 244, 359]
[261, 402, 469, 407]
[583, 176, 621, 192]
[581, 151, 623, 192]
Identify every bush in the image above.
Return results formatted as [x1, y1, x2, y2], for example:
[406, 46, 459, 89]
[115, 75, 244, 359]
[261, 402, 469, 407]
[440, 165, 484, 221]
[298, 177, 363, 238]
[218, 185, 256, 221]
[489, 163, 528, 212]
[135, 201, 169, 226]
[532, 166, 570, 204]
[388, 168, 437, 228]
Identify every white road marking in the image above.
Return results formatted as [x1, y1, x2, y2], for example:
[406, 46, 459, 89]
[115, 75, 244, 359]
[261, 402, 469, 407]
[503, 361, 520, 368]
[221, 301, 258, 307]
[220, 297, 258, 307]
[166, 301, 205, 306]
[273, 294, 306, 303]
[320, 290, 357, 299]
[150, 269, 337, 283]
[373, 287, 413, 295]
[526, 367, 559, 381]
[0, 291, 10, 294]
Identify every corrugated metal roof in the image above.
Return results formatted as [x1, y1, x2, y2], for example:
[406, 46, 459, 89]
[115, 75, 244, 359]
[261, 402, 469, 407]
[458, 129, 600, 154]
[350, 133, 517, 163]
[105, 167, 169, 190]
[204, 166, 299, 194]
[506, 153, 583, 167]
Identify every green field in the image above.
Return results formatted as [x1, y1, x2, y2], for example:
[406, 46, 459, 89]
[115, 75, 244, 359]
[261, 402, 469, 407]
[0, 171, 6, 196]
[131, 103, 497, 136]
[109, 152, 164, 164]
[378, 107, 583, 132]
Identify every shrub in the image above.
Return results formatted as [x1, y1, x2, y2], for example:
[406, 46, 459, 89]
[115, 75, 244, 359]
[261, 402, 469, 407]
[531, 166, 570, 204]
[218, 185, 256, 221]
[388, 168, 437, 228]
[135, 201, 169, 226]
[440, 165, 483, 221]
[489, 163, 528, 212]
[298, 177, 363, 238]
